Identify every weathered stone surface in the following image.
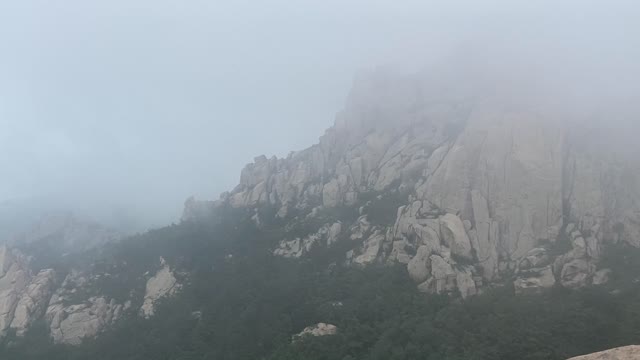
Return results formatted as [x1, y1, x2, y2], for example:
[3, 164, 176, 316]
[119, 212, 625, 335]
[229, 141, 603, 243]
[47, 295, 124, 345]
[274, 222, 344, 258]
[0, 246, 58, 338]
[10, 269, 56, 336]
[0, 246, 31, 336]
[592, 268, 612, 286]
[407, 246, 432, 283]
[353, 231, 385, 266]
[183, 67, 640, 298]
[439, 214, 474, 260]
[561, 259, 595, 289]
[514, 265, 556, 295]
[42, 270, 127, 345]
[470, 190, 499, 280]
[568, 345, 640, 360]
[455, 267, 478, 299]
[141, 259, 180, 318]
[274, 239, 304, 258]
[430, 255, 456, 294]
[295, 323, 337, 339]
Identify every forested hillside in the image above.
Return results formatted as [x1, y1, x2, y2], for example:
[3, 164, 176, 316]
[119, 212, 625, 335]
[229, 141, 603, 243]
[2, 205, 640, 360]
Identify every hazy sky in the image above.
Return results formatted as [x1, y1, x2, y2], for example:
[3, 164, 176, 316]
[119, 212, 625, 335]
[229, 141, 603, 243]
[1, 1, 638, 229]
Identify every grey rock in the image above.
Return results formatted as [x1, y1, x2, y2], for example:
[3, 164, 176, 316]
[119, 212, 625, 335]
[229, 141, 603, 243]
[140, 259, 180, 318]
[514, 265, 556, 295]
[439, 214, 474, 261]
[560, 259, 595, 289]
[567, 345, 640, 360]
[407, 246, 432, 283]
[592, 268, 612, 286]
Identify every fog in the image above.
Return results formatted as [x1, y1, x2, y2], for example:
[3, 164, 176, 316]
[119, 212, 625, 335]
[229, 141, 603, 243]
[1, 0, 639, 231]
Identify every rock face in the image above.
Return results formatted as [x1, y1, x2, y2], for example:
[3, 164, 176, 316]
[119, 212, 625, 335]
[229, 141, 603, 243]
[11, 269, 56, 336]
[567, 345, 640, 360]
[274, 222, 343, 258]
[0, 246, 56, 337]
[47, 295, 126, 345]
[295, 323, 338, 338]
[183, 68, 640, 298]
[44, 270, 128, 345]
[0, 245, 138, 345]
[140, 259, 180, 318]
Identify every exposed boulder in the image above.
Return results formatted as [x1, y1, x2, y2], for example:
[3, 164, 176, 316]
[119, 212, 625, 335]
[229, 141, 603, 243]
[295, 323, 338, 339]
[455, 267, 478, 299]
[592, 268, 612, 286]
[47, 295, 125, 345]
[353, 231, 385, 266]
[43, 270, 128, 345]
[430, 255, 457, 294]
[514, 266, 556, 295]
[439, 213, 474, 261]
[140, 259, 180, 318]
[0, 246, 56, 337]
[10, 269, 56, 336]
[274, 222, 344, 258]
[567, 345, 640, 360]
[561, 259, 595, 289]
[0, 246, 32, 336]
[407, 246, 432, 283]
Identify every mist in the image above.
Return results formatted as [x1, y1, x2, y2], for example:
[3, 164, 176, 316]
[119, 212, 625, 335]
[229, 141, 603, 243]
[1, 0, 639, 231]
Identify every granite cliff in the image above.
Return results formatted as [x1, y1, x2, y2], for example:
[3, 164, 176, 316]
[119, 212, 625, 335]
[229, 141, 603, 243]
[185, 69, 640, 297]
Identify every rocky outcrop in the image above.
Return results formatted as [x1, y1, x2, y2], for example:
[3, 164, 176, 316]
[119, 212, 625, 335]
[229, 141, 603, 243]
[567, 345, 640, 359]
[47, 295, 126, 345]
[0, 245, 138, 345]
[295, 323, 338, 339]
[10, 269, 56, 336]
[184, 68, 640, 298]
[0, 246, 56, 337]
[140, 259, 180, 318]
[44, 270, 128, 345]
[274, 222, 343, 258]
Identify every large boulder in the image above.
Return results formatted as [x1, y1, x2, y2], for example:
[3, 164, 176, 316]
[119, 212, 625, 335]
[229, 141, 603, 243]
[47, 296, 125, 345]
[567, 345, 640, 360]
[140, 259, 180, 318]
[295, 323, 338, 339]
[0, 246, 56, 337]
[407, 246, 432, 283]
[10, 269, 56, 336]
[439, 213, 474, 261]
[514, 266, 556, 295]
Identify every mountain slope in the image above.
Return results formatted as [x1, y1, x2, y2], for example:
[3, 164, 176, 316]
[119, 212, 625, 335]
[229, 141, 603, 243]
[185, 68, 640, 297]
[1, 67, 640, 359]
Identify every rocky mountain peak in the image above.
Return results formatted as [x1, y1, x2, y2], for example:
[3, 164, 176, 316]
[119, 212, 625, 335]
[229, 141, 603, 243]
[184, 69, 640, 296]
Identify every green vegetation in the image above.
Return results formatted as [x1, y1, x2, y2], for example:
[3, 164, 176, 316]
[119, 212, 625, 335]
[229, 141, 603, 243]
[2, 207, 640, 360]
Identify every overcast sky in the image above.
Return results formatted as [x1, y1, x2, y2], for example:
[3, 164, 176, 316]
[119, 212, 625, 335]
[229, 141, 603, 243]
[1, 0, 639, 229]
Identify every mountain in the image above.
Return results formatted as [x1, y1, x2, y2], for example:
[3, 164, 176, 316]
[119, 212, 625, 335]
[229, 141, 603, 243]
[9, 212, 121, 257]
[185, 68, 640, 296]
[1, 68, 640, 359]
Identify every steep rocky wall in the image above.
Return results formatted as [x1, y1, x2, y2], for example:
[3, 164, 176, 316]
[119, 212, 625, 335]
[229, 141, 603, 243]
[184, 69, 640, 296]
[0, 245, 180, 345]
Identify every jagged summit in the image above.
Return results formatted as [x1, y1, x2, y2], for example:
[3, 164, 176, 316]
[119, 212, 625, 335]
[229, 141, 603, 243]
[185, 67, 640, 296]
